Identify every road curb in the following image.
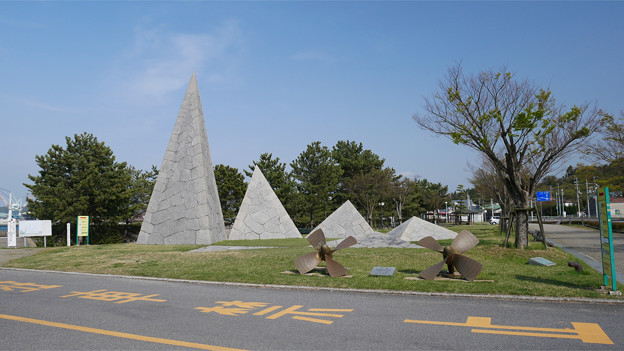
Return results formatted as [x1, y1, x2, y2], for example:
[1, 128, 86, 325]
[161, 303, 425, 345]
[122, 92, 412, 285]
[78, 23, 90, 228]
[2, 267, 623, 305]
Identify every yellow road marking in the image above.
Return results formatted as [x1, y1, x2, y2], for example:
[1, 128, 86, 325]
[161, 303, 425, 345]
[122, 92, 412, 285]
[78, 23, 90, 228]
[0, 281, 62, 292]
[404, 316, 613, 345]
[292, 316, 334, 324]
[253, 305, 282, 315]
[0, 313, 247, 351]
[60, 289, 166, 304]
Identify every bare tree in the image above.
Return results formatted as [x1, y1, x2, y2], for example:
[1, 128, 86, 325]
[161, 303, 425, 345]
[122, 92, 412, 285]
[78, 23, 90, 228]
[414, 65, 604, 248]
[391, 177, 411, 225]
[345, 168, 395, 225]
[469, 156, 510, 216]
[586, 111, 623, 163]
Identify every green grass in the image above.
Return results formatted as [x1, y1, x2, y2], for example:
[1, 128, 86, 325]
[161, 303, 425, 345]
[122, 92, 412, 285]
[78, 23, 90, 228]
[3, 224, 622, 299]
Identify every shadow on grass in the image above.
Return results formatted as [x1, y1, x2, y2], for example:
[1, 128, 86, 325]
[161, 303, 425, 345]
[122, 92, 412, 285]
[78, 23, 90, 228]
[515, 274, 593, 290]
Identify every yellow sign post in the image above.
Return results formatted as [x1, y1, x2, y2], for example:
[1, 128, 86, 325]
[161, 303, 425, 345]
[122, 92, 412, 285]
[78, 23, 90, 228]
[76, 216, 89, 245]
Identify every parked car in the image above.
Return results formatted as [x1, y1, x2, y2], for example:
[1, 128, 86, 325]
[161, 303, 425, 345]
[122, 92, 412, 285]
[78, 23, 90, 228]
[489, 216, 500, 225]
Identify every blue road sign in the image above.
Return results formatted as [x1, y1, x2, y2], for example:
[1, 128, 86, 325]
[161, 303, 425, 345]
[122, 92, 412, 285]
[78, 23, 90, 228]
[536, 191, 551, 202]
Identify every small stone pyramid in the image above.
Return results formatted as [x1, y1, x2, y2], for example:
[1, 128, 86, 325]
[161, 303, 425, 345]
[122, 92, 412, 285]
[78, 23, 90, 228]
[137, 73, 226, 245]
[387, 216, 457, 242]
[313, 200, 376, 239]
[229, 166, 301, 240]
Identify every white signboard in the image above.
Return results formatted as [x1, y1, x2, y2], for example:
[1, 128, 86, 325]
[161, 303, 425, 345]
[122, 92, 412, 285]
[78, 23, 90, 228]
[19, 220, 53, 237]
[7, 219, 17, 247]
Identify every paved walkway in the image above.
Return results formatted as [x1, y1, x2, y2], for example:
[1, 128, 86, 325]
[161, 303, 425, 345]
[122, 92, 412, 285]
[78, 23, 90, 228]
[530, 223, 623, 285]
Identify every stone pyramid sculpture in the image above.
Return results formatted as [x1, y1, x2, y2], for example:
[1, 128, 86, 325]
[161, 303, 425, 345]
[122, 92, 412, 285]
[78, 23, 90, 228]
[313, 200, 376, 239]
[387, 216, 457, 242]
[137, 73, 226, 245]
[229, 166, 301, 240]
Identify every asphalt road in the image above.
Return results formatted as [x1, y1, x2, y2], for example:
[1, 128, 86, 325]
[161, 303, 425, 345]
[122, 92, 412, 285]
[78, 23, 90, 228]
[1, 269, 622, 350]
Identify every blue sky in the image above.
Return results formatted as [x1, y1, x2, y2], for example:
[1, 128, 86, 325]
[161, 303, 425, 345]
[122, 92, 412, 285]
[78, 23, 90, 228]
[1, 1, 622, 203]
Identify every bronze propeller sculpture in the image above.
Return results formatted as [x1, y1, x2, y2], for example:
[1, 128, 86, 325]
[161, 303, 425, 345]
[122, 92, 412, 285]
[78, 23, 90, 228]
[417, 230, 482, 281]
[294, 229, 357, 277]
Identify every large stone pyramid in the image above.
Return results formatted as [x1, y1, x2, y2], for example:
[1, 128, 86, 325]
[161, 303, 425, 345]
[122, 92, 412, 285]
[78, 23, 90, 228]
[229, 166, 301, 240]
[313, 200, 376, 239]
[137, 73, 226, 245]
[387, 216, 457, 242]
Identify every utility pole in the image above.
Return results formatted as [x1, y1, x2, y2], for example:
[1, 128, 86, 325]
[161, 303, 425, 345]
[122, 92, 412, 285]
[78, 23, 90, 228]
[575, 177, 581, 217]
[549, 186, 553, 216]
[593, 178, 599, 218]
[585, 179, 590, 217]
[556, 184, 560, 217]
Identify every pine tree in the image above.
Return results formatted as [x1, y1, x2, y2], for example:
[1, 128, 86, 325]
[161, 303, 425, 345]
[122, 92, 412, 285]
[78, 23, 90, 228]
[214, 164, 247, 226]
[291, 141, 342, 227]
[25, 132, 131, 244]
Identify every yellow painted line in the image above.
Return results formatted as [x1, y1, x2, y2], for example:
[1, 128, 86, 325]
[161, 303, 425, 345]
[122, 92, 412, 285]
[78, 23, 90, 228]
[571, 322, 614, 344]
[406, 316, 574, 332]
[253, 305, 282, 315]
[292, 316, 334, 325]
[0, 313, 247, 351]
[472, 329, 581, 339]
[404, 316, 613, 345]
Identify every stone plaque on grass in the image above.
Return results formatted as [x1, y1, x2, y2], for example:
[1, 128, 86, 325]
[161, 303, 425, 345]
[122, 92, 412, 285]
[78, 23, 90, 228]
[529, 257, 556, 266]
[370, 267, 396, 276]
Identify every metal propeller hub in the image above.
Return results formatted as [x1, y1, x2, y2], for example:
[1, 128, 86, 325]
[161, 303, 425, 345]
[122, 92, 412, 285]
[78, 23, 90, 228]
[320, 244, 332, 260]
[442, 246, 456, 263]
[417, 230, 483, 281]
[294, 229, 357, 277]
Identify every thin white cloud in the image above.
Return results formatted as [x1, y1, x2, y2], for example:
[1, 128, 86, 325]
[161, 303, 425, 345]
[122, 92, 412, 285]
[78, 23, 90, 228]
[116, 20, 244, 100]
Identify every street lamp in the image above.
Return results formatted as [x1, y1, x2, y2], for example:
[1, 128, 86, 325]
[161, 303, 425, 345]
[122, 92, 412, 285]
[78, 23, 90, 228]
[445, 201, 448, 223]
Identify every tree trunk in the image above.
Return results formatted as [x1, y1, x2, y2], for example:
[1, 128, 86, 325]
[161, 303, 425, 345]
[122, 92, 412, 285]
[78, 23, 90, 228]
[514, 209, 529, 249]
[395, 202, 403, 225]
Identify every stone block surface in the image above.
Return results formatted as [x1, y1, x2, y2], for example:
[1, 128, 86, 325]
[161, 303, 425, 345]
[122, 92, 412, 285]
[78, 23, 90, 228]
[228, 166, 301, 240]
[313, 200, 376, 240]
[387, 216, 457, 242]
[137, 73, 226, 245]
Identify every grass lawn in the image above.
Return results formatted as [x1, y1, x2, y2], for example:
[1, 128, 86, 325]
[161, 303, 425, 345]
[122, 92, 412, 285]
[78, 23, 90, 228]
[3, 224, 622, 299]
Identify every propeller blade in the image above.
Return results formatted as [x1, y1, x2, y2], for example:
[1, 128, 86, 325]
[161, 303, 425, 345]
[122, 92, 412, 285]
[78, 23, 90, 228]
[334, 236, 357, 251]
[419, 260, 445, 280]
[450, 230, 479, 254]
[325, 256, 348, 277]
[452, 254, 483, 281]
[418, 236, 443, 252]
[294, 252, 321, 275]
[307, 229, 326, 249]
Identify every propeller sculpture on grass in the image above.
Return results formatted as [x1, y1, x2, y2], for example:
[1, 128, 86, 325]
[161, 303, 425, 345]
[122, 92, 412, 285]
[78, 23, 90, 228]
[417, 230, 483, 281]
[294, 229, 357, 277]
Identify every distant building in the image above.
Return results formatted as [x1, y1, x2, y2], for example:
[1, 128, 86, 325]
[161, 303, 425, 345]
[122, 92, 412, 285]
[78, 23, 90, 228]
[587, 197, 624, 218]
[449, 196, 487, 223]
